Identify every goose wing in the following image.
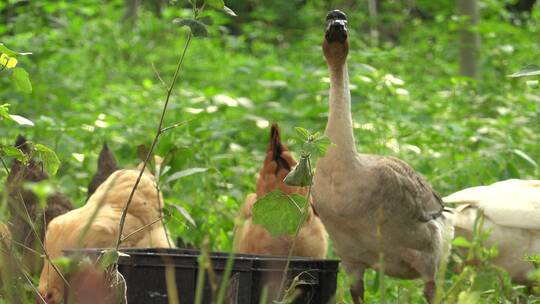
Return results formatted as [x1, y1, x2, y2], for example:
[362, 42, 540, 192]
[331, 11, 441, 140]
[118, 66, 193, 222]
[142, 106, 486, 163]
[444, 179, 540, 230]
[375, 156, 444, 222]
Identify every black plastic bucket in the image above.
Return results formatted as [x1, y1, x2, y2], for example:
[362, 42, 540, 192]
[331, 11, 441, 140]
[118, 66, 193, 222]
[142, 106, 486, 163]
[65, 248, 339, 304]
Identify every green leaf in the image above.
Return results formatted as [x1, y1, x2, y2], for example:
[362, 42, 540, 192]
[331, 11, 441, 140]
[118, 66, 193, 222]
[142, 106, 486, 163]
[252, 191, 308, 237]
[452, 236, 471, 248]
[0, 104, 9, 121]
[508, 64, 540, 78]
[34, 144, 60, 175]
[100, 249, 121, 268]
[24, 181, 54, 207]
[0, 43, 32, 57]
[0, 53, 17, 69]
[174, 19, 209, 37]
[166, 202, 196, 226]
[512, 149, 538, 168]
[205, 0, 224, 9]
[0, 146, 28, 163]
[284, 156, 312, 186]
[100, 249, 129, 269]
[295, 127, 311, 141]
[53, 256, 78, 275]
[11, 67, 32, 94]
[166, 167, 208, 183]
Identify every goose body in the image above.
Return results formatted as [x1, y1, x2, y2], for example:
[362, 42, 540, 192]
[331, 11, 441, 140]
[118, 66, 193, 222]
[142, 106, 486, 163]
[444, 179, 540, 283]
[312, 10, 453, 303]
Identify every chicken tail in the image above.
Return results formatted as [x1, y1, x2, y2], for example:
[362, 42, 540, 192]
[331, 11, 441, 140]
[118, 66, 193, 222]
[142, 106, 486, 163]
[269, 123, 291, 174]
[87, 143, 118, 199]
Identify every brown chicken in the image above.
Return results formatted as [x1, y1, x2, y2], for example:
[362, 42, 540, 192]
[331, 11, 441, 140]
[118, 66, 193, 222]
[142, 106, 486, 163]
[7, 136, 73, 274]
[38, 158, 172, 303]
[234, 124, 327, 258]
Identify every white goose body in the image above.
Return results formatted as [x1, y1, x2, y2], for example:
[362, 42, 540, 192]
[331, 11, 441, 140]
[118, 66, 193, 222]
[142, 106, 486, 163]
[312, 10, 453, 303]
[444, 179, 540, 283]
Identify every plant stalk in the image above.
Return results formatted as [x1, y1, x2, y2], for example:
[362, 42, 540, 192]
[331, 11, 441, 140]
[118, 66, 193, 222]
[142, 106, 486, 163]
[278, 157, 313, 299]
[114, 33, 192, 250]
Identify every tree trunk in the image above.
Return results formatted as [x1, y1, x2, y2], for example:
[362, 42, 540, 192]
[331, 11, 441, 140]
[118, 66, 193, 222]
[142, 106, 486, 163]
[368, 0, 379, 46]
[457, 0, 481, 78]
[123, 0, 140, 23]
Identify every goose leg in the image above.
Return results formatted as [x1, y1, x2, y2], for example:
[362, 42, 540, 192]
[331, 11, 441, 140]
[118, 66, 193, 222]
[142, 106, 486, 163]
[346, 265, 365, 304]
[423, 280, 436, 304]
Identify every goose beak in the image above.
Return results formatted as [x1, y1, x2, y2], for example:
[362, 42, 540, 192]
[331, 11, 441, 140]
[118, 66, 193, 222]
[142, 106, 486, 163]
[325, 10, 348, 43]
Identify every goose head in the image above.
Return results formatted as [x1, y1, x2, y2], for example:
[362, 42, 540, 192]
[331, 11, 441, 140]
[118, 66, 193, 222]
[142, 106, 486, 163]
[323, 10, 349, 68]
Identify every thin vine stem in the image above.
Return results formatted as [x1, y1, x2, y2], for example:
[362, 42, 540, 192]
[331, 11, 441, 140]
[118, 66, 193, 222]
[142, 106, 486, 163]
[277, 156, 313, 299]
[114, 32, 193, 250]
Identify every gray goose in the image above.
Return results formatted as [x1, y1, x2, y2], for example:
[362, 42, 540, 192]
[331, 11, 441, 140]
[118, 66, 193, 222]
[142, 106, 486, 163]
[312, 10, 454, 304]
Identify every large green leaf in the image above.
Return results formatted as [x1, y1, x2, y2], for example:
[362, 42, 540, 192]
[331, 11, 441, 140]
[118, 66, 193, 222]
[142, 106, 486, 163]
[34, 144, 60, 175]
[252, 191, 308, 237]
[12, 67, 32, 93]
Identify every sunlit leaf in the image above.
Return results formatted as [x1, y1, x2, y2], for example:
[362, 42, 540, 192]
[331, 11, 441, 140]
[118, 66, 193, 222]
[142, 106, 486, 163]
[223, 6, 237, 16]
[0, 53, 17, 69]
[12, 67, 32, 93]
[526, 80, 538, 88]
[252, 191, 308, 237]
[0, 43, 32, 56]
[53, 256, 78, 274]
[452, 236, 471, 248]
[508, 64, 540, 78]
[34, 144, 60, 175]
[295, 127, 311, 141]
[9, 114, 34, 126]
[166, 167, 208, 183]
[0, 104, 9, 121]
[512, 149, 538, 168]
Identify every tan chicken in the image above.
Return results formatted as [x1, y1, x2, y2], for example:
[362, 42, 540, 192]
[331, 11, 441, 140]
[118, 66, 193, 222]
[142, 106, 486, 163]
[444, 179, 540, 284]
[234, 124, 327, 258]
[0, 222, 10, 254]
[7, 136, 73, 274]
[38, 166, 172, 303]
[312, 11, 453, 304]
[0, 222, 12, 288]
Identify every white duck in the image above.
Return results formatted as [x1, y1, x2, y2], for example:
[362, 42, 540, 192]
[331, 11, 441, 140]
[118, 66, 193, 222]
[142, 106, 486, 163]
[312, 10, 454, 304]
[444, 179, 540, 283]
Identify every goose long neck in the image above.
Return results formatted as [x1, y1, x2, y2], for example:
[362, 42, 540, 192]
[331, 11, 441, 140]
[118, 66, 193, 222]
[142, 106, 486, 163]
[325, 63, 356, 153]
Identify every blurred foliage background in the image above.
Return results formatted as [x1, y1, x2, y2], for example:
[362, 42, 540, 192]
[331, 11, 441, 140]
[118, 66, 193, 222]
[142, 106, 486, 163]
[1, 0, 539, 302]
